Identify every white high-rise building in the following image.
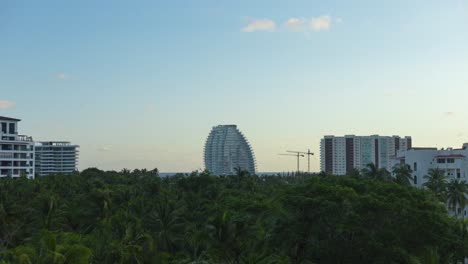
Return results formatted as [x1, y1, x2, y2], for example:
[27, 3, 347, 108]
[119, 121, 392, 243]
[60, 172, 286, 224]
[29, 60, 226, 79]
[35, 141, 79, 176]
[320, 135, 412, 175]
[204, 125, 256, 175]
[0, 116, 35, 178]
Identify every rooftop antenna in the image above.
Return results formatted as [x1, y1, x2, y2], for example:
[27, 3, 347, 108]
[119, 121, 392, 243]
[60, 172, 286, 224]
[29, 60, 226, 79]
[279, 152, 305, 173]
[288, 150, 314, 173]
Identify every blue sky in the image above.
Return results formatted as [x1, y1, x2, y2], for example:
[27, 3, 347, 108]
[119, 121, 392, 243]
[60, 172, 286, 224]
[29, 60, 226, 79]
[1, 0, 468, 172]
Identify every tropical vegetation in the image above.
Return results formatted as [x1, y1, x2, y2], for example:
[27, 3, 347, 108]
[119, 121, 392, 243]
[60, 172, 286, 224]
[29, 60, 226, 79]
[0, 166, 468, 263]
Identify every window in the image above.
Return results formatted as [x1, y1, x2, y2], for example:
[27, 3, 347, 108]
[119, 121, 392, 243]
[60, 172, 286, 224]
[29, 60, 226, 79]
[457, 169, 461, 179]
[8, 123, 15, 134]
[413, 175, 417, 185]
[437, 158, 446, 163]
[447, 158, 455, 163]
[1, 123, 6, 133]
[413, 162, 417, 171]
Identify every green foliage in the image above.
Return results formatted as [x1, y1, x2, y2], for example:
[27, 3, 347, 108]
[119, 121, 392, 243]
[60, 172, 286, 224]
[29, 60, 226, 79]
[446, 179, 468, 217]
[362, 163, 392, 182]
[424, 168, 448, 202]
[0, 169, 466, 263]
[392, 164, 413, 186]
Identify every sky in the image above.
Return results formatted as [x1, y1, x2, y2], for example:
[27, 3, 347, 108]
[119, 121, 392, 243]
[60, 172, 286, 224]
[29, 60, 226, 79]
[1, 0, 468, 172]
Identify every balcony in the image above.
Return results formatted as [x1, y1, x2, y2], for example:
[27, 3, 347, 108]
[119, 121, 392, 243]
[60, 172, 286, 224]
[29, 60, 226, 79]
[0, 153, 33, 160]
[17, 135, 33, 142]
[0, 153, 14, 159]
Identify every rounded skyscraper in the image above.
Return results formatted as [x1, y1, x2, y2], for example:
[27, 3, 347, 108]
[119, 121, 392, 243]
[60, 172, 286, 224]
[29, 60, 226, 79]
[204, 125, 256, 176]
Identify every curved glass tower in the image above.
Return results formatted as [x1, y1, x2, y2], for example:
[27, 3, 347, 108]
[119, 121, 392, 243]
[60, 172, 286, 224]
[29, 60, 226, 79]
[204, 125, 256, 175]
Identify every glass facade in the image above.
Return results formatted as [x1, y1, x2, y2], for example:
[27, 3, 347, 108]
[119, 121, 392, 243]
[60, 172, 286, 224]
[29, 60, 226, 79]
[360, 138, 373, 167]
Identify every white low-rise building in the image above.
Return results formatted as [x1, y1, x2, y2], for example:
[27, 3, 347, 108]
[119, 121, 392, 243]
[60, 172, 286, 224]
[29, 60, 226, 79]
[393, 144, 468, 217]
[0, 116, 35, 179]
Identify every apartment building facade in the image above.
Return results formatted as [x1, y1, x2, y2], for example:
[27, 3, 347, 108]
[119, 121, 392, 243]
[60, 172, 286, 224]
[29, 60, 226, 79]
[393, 144, 468, 218]
[320, 135, 412, 175]
[393, 144, 468, 188]
[35, 141, 79, 176]
[0, 116, 35, 178]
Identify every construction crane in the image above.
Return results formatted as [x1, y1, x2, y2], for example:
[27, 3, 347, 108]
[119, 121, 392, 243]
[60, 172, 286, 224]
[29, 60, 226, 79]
[279, 152, 304, 173]
[287, 150, 314, 173]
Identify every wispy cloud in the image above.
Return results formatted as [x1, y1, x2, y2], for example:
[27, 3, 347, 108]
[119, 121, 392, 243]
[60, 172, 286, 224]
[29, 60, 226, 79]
[284, 18, 306, 31]
[56, 73, 71, 80]
[242, 16, 338, 33]
[97, 145, 112, 152]
[241, 18, 276, 32]
[444, 111, 455, 116]
[0, 100, 15, 109]
[282, 15, 337, 32]
[309, 16, 332, 31]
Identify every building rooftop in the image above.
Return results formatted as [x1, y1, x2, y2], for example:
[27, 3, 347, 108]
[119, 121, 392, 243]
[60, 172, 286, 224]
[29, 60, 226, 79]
[35, 141, 78, 147]
[409, 147, 438, 150]
[0, 116, 21, 121]
[434, 154, 466, 158]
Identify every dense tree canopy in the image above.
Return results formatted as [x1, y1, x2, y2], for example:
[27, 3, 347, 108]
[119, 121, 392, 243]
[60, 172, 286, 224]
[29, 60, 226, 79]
[0, 168, 467, 263]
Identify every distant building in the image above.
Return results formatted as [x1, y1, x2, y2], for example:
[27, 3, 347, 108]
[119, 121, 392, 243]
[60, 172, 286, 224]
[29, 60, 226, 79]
[35, 141, 79, 176]
[0, 116, 35, 178]
[320, 135, 412, 175]
[204, 125, 256, 175]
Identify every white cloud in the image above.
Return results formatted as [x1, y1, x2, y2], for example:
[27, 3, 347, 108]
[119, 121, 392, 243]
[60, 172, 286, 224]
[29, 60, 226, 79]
[56, 73, 71, 80]
[284, 18, 305, 31]
[309, 15, 332, 31]
[97, 145, 112, 152]
[0, 100, 15, 109]
[241, 18, 276, 32]
[283, 15, 335, 32]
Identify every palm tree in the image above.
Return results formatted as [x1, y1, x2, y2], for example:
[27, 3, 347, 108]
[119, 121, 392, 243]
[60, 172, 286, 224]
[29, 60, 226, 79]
[362, 163, 391, 181]
[148, 194, 184, 254]
[446, 179, 468, 218]
[234, 167, 250, 178]
[362, 163, 379, 179]
[423, 168, 447, 202]
[392, 164, 413, 186]
[346, 168, 362, 179]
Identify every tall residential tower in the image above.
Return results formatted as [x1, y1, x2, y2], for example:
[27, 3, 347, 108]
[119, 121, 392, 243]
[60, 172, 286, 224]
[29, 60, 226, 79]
[204, 125, 256, 175]
[320, 135, 412, 175]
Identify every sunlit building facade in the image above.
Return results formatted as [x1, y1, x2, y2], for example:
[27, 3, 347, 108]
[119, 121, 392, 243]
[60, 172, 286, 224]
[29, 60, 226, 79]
[204, 125, 256, 175]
